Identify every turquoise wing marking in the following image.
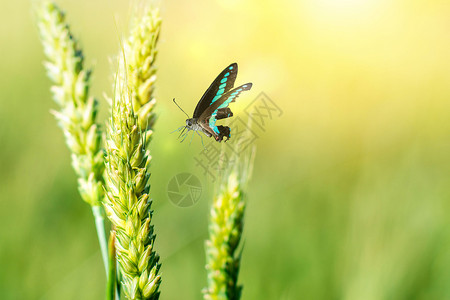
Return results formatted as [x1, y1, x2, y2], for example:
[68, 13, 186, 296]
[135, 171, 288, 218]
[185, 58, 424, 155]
[209, 84, 252, 134]
[211, 70, 232, 103]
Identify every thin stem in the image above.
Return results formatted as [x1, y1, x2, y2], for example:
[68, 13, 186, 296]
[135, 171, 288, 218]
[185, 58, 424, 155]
[106, 231, 117, 300]
[94, 206, 120, 300]
[92, 205, 109, 275]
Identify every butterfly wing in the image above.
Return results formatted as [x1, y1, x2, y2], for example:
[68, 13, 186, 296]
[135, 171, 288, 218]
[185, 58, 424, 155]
[193, 63, 238, 118]
[198, 83, 252, 141]
[215, 107, 233, 120]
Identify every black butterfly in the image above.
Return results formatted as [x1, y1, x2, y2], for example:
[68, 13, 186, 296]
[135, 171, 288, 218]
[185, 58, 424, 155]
[173, 63, 252, 144]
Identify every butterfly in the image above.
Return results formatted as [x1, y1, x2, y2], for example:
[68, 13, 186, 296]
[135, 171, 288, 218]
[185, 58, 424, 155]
[173, 63, 252, 145]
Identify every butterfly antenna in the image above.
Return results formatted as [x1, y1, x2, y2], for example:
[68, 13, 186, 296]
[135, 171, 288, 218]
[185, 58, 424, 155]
[173, 98, 190, 118]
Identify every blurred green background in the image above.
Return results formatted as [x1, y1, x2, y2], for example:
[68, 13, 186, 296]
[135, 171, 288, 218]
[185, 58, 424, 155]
[2, 0, 450, 299]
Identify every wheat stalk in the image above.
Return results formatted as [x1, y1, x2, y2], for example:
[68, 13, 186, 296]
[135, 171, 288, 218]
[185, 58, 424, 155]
[203, 148, 256, 300]
[36, 1, 109, 273]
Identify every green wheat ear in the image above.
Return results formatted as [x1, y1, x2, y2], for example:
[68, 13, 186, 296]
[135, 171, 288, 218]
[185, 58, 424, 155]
[114, 8, 161, 135]
[104, 82, 161, 300]
[103, 9, 162, 299]
[37, 1, 104, 207]
[36, 1, 109, 272]
[203, 147, 256, 300]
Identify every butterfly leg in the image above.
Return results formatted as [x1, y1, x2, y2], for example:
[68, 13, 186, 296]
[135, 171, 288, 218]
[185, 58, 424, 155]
[171, 126, 185, 134]
[178, 126, 187, 139]
[180, 129, 190, 143]
[196, 131, 207, 151]
[189, 130, 195, 145]
[179, 132, 186, 142]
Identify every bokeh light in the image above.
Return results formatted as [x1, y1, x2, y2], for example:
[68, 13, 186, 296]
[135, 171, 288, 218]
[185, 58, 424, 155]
[2, 0, 450, 299]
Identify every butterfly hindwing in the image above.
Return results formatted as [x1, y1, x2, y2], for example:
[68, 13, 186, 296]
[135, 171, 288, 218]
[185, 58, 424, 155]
[215, 107, 233, 120]
[193, 63, 238, 118]
[198, 83, 252, 141]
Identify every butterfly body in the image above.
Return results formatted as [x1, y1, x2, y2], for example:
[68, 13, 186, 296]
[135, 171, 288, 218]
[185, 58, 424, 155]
[185, 118, 208, 137]
[176, 63, 252, 143]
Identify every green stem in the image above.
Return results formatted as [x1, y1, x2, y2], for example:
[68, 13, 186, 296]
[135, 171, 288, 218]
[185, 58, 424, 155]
[106, 231, 117, 300]
[92, 205, 109, 275]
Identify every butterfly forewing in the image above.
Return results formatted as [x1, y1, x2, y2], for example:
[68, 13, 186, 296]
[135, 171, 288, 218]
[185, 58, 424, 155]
[193, 63, 238, 118]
